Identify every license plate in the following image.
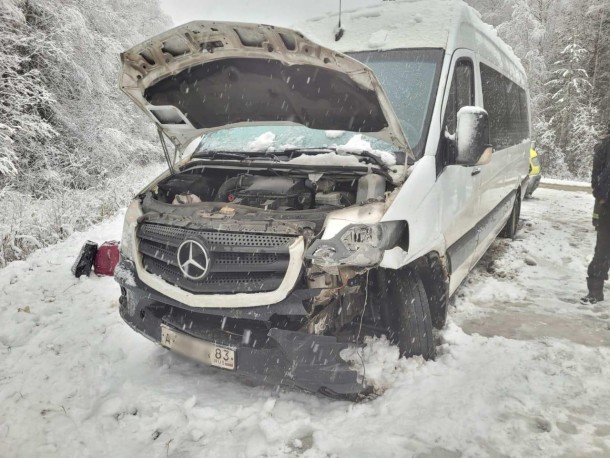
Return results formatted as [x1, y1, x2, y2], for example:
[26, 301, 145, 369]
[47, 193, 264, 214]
[160, 325, 236, 370]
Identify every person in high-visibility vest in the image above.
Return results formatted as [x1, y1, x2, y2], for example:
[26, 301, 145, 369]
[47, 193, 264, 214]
[581, 122, 610, 304]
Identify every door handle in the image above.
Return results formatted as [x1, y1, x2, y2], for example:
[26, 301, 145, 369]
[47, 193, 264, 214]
[471, 167, 481, 176]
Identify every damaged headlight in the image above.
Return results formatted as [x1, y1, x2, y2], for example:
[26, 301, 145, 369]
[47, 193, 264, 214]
[306, 221, 406, 267]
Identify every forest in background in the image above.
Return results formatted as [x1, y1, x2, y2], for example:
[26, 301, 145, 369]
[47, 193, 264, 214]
[466, 0, 610, 179]
[0, 0, 608, 265]
[0, 0, 171, 265]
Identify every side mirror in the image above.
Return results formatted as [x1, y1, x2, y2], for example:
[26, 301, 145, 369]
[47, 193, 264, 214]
[455, 107, 493, 166]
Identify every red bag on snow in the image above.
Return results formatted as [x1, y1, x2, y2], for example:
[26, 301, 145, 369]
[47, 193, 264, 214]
[94, 241, 120, 276]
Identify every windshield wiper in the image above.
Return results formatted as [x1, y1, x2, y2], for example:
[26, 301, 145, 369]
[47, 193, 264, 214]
[194, 151, 283, 162]
[284, 147, 395, 171]
[195, 148, 396, 180]
[358, 150, 393, 173]
[195, 151, 249, 160]
[280, 147, 395, 181]
[279, 147, 337, 159]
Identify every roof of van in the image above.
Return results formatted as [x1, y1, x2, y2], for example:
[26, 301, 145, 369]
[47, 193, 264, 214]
[297, 0, 527, 86]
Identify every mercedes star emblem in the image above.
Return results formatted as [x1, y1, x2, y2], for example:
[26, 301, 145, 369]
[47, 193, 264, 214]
[177, 240, 210, 280]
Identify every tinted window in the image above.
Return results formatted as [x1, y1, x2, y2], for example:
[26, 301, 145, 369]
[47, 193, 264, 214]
[480, 63, 530, 149]
[350, 49, 444, 158]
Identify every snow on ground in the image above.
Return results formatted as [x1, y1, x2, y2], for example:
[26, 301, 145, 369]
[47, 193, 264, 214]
[541, 177, 591, 189]
[1, 188, 610, 457]
[541, 177, 590, 186]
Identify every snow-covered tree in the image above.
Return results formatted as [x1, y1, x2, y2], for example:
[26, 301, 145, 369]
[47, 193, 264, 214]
[546, 41, 592, 157]
[0, 3, 58, 183]
[465, 0, 609, 179]
[585, 0, 610, 123]
[0, 0, 171, 264]
[0, 0, 171, 194]
[567, 105, 600, 179]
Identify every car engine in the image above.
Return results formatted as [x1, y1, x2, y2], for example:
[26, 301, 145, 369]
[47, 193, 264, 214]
[153, 167, 388, 211]
[216, 175, 315, 210]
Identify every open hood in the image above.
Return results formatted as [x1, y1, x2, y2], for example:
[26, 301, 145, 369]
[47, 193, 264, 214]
[120, 21, 412, 157]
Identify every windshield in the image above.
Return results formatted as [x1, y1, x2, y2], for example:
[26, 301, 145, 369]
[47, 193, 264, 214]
[196, 127, 397, 155]
[195, 49, 442, 160]
[348, 49, 443, 158]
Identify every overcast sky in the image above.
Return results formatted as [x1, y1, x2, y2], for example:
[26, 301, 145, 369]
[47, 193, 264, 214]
[160, 0, 380, 28]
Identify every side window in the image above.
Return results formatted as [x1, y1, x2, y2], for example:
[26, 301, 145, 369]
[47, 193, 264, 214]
[480, 63, 530, 149]
[438, 59, 474, 169]
[444, 59, 475, 135]
[518, 89, 531, 141]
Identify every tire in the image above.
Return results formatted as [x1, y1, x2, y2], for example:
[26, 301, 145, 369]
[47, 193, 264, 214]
[500, 192, 521, 239]
[384, 268, 436, 360]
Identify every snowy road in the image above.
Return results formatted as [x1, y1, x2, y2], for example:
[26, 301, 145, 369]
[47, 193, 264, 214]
[1, 188, 609, 458]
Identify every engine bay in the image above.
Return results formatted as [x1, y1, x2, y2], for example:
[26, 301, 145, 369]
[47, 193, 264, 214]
[153, 162, 390, 212]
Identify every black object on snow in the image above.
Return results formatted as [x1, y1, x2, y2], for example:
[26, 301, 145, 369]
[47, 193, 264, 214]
[71, 241, 98, 278]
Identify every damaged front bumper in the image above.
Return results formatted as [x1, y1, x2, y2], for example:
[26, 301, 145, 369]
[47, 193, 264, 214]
[116, 260, 365, 397]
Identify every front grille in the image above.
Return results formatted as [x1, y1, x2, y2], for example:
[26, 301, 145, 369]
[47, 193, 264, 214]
[137, 223, 295, 294]
[139, 223, 293, 247]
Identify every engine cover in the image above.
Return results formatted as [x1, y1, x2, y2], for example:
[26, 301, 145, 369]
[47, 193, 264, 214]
[232, 177, 314, 210]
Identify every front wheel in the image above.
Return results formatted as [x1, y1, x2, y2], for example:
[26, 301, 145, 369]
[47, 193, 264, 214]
[384, 268, 436, 360]
[500, 192, 521, 239]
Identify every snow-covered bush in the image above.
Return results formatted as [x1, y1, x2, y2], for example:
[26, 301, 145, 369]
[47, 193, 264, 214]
[0, 0, 172, 265]
[0, 163, 165, 267]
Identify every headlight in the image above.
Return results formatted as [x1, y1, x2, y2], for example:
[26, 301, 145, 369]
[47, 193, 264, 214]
[120, 219, 135, 260]
[341, 225, 376, 251]
[120, 200, 141, 260]
[307, 221, 406, 267]
[340, 223, 401, 251]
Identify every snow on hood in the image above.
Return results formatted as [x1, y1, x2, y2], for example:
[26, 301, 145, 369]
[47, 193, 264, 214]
[119, 21, 412, 157]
